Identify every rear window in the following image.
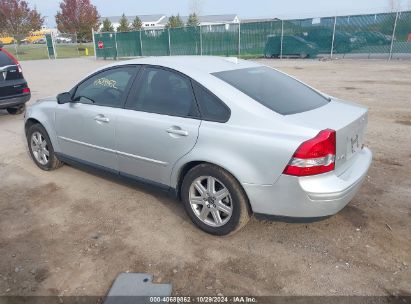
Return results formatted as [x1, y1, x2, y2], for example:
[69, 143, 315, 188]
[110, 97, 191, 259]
[212, 66, 329, 115]
[0, 50, 14, 67]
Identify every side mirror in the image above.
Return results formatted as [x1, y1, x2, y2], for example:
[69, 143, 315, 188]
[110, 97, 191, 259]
[57, 92, 72, 104]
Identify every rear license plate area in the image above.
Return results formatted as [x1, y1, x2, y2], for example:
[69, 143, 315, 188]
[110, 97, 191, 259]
[346, 130, 363, 160]
[350, 134, 360, 154]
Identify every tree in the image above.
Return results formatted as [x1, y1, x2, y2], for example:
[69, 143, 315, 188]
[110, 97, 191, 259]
[116, 14, 130, 32]
[55, 0, 100, 41]
[189, 0, 203, 15]
[166, 14, 184, 28]
[131, 16, 142, 31]
[101, 18, 114, 32]
[186, 13, 199, 27]
[0, 0, 44, 40]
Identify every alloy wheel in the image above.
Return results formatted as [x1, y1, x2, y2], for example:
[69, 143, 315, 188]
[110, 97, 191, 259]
[30, 131, 49, 165]
[189, 176, 233, 227]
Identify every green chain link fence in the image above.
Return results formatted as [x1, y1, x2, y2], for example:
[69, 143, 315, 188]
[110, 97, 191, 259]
[169, 26, 201, 55]
[240, 20, 282, 57]
[93, 11, 411, 60]
[391, 10, 411, 56]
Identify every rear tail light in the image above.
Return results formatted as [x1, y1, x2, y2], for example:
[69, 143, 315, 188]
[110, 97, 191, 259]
[22, 87, 30, 94]
[283, 129, 336, 176]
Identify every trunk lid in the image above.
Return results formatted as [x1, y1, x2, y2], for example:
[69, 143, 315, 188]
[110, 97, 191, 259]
[284, 99, 368, 170]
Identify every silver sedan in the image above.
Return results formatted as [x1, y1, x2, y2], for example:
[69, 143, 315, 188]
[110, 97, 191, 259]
[24, 56, 372, 235]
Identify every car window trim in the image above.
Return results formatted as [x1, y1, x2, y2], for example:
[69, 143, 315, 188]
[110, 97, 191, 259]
[70, 64, 141, 109]
[124, 64, 201, 120]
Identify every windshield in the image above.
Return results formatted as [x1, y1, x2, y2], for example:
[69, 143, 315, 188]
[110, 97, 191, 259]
[212, 66, 329, 115]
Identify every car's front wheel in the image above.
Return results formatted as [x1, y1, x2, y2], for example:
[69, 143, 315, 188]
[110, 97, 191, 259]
[27, 123, 63, 171]
[181, 164, 251, 235]
[7, 104, 25, 115]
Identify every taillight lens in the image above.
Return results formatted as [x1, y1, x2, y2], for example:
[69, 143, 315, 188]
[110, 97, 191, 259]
[283, 129, 336, 176]
[22, 87, 30, 94]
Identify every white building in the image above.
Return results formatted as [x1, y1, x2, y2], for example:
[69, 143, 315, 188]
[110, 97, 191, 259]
[158, 14, 240, 27]
[100, 14, 167, 31]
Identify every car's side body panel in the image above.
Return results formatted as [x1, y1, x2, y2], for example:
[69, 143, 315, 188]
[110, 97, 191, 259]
[114, 109, 201, 186]
[25, 99, 61, 152]
[169, 120, 311, 188]
[55, 102, 123, 170]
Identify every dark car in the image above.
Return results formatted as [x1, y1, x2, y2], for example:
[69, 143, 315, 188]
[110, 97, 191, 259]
[303, 28, 364, 54]
[0, 44, 31, 114]
[264, 35, 319, 58]
[355, 31, 391, 45]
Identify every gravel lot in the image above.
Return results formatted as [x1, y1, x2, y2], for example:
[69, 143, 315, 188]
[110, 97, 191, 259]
[0, 58, 410, 297]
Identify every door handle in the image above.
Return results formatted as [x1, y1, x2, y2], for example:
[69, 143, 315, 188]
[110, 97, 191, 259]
[166, 127, 188, 137]
[94, 115, 110, 123]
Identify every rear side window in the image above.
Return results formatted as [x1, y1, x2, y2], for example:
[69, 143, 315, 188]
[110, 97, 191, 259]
[212, 66, 329, 115]
[192, 82, 230, 122]
[0, 51, 14, 66]
[126, 67, 199, 118]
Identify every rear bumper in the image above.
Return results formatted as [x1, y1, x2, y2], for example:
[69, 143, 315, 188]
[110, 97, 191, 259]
[243, 147, 372, 217]
[0, 94, 30, 109]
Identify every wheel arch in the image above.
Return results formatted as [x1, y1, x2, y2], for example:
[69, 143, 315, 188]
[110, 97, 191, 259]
[174, 160, 254, 213]
[24, 115, 61, 153]
[25, 118, 42, 136]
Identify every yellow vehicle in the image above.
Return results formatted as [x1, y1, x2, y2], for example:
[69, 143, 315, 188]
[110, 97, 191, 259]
[0, 36, 15, 44]
[22, 31, 45, 44]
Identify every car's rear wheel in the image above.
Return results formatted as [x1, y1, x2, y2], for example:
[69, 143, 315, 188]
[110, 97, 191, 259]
[181, 164, 251, 235]
[27, 123, 63, 171]
[7, 104, 25, 115]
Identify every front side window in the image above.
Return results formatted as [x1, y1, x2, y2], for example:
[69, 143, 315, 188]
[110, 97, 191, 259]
[126, 67, 199, 118]
[73, 66, 136, 107]
[213, 66, 329, 115]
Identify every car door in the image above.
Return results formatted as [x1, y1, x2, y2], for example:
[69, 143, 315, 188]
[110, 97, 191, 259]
[55, 66, 138, 170]
[115, 66, 201, 186]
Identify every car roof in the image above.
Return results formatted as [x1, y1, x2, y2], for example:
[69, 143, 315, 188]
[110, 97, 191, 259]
[107, 56, 262, 75]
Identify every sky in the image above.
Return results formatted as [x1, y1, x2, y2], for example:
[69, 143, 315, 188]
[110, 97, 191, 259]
[29, 0, 411, 27]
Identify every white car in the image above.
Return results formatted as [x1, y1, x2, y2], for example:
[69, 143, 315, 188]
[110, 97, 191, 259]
[56, 37, 73, 43]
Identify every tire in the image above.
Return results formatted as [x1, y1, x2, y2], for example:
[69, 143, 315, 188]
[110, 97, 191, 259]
[26, 123, 63, 171]
[7, 104, 25, 115]
[181, 164, 251, 236]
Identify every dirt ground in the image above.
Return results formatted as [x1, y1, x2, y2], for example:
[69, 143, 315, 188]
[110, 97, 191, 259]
[0, 57, 410, 297]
